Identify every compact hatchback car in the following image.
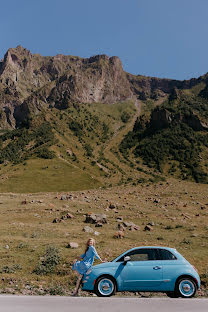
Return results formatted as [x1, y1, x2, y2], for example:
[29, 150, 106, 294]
[82, 246, 200, 298]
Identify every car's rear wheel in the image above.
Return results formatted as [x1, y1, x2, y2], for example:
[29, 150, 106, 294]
[94, 276, 116, 297]
[175, 277, 197, 298]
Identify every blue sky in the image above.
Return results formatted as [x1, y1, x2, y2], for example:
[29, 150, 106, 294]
[1, 0, 208, 80]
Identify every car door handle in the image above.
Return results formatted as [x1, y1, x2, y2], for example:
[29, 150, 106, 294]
[153, 266, 162, 270]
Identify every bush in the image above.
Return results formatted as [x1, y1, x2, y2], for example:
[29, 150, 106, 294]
[0, 264, 22, 273]
[121, 111, 131, 123]
[48, 284, 66, 296]
[83, 143, 93, 157]
[36, 148, 56, 159]
[33, 246, 61, 275]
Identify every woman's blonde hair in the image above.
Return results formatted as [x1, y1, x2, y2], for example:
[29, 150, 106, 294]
[85, 238, 95, 253]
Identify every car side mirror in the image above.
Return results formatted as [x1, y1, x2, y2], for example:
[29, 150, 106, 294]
[123, 256, 131, 264]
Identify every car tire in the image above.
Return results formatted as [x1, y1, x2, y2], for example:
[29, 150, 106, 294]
[175, 277, 197, 298]
[94, 276, 116, 297]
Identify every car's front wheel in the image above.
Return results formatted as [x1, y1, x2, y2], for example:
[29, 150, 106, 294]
[94, 276, 116, 297]
[175, 277, 197, 298]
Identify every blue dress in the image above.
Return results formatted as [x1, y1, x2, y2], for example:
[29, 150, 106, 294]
[72, 246, 101, 275]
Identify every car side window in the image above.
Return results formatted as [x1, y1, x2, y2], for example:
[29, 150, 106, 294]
[116, 248, 159, 262]
[159, 249, 177, 260]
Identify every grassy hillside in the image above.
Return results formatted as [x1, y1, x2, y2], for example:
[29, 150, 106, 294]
[0, 179, 207, 296]
[0, 100, 141, 192]
[120, 89, 208, 184]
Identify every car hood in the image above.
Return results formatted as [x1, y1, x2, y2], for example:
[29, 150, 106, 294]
[93, 262, 114, 270]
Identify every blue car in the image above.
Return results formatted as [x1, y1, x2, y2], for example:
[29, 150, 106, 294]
[82, 246, 200, 298]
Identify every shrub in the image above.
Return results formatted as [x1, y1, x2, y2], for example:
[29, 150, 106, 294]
[0, 264, 22, 273]
[33, 246, 61, 275]
[83, 143, 93, 157]
[48, 284, 66, 296]
[36, 148, 56, 159]
[121, 111, 131, 123]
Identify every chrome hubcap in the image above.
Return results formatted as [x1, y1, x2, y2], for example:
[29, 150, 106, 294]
[179, 280, 195, 297]
[98, 278, 114, 296]
[183, 284, 191, 292]
[102, 283, 110, 291]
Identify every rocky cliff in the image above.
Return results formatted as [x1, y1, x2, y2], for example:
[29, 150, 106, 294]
[1, 46, 208, 129]
[0, 47, 133, 128]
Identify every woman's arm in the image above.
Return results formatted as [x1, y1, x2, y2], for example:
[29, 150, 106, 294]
[91, 246, 104, 262]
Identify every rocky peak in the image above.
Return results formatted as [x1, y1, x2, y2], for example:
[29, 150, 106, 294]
[149, 107, 208, 131]
[87, 54, 109, 63]
[0, 46, 208, 130]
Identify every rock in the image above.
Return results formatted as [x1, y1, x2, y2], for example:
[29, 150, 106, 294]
[60, 195, 67, 200]
[52, 218, 60, 223]
[67, 242, 79, 249]
[118, 223, 125, 231]
[85, 213, 107, 224]
[5, 245, 10, 249]
[153, 199, 160, 203]
[114, 231, 125, 239]
[181, 213, 191, 219]
[95, 222, 103, 227]
[83, 226, 94, 233]
[123, 221, 134, 227]
[117, 216, 123, 222]
[94, 231, 100, 236]
[147, 222, 155, 226]
[61, 213, 74, 220]
[129, 225, 140, 231]
[144, 225, 153, 231]
[190, 234, 198, 237]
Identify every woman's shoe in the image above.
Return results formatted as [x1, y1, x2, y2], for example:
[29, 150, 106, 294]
[71, 291, 79, 297]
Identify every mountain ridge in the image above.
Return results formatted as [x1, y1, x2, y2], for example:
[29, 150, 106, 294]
[0, 46, 208, 190]
[1, 46, 207, 129]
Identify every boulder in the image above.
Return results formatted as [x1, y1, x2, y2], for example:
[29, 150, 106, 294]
[85, 213, 107, 224]
[117, 216, 123, 222]
[118, 223, 125, 231]
[129, 225, 140, 231]
[83, 226, 94, 233]
[94, 231, 100, 236]
[67, 242, 79, 249]
[123, 221, 135, 227]
[95, 222, 103, 227]
[144, 225, 153, 231]
[52, 218, 60, 223]
[109, 203, 116, 209]
[114, 231, 125, 239]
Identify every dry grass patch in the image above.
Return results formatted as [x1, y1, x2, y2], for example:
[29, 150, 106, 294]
[0, 178, 207, 295]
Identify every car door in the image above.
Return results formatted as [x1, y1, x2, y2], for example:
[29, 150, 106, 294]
[116, 248, 163, 291]
[158, 248, 180, 290]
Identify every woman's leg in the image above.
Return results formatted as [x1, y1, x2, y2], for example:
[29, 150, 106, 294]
[72, 273, 83, 295]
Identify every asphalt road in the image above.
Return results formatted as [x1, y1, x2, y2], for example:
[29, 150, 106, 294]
[0, 296, 208, 312]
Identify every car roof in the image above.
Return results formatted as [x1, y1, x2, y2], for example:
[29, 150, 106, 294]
[127, 246, 176, 252]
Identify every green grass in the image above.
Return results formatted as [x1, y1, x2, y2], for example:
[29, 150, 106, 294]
[0, 158, 101, 193]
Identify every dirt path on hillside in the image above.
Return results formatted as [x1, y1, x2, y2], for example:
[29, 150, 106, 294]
[103, 98, 141, 154]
